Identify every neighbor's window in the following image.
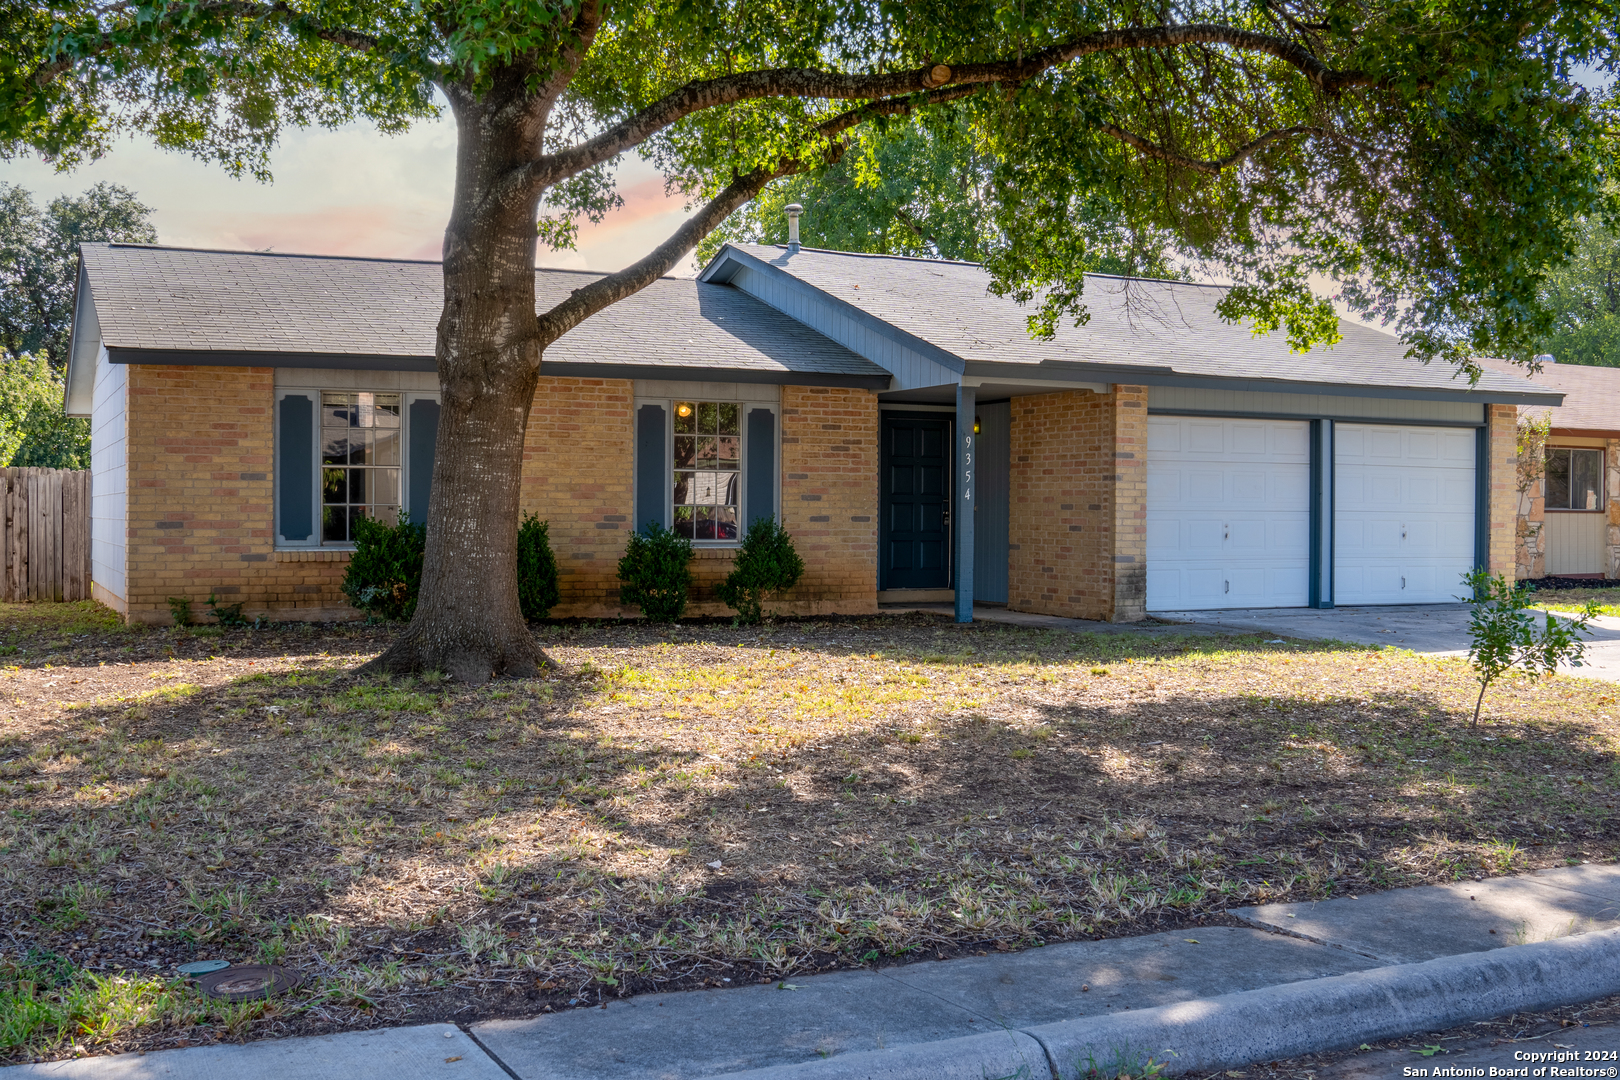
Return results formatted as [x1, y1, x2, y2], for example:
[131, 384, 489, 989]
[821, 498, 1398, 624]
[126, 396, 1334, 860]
[673, 400, 740, 540]
[322, 391, 402, 543]
[1545, 447, 1603, 511]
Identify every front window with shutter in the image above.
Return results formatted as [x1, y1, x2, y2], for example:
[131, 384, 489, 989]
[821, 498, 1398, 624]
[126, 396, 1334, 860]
[672, 400, 741, 540]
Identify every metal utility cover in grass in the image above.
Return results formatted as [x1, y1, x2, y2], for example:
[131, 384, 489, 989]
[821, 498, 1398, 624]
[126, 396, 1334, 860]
[175, 959, 232, 975]
[196, 964, 302, 1000]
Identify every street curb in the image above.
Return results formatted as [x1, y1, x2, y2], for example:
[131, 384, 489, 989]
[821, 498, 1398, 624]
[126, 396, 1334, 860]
[1030, 928, 1620, 1078]
[711, 929, 1620, 1080]
[707, 1029, 1053, 1080]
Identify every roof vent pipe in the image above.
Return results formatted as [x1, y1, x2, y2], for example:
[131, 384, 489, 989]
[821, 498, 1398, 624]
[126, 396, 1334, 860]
[785, 203, 803, 253]
[1535, 353, 1556, 365]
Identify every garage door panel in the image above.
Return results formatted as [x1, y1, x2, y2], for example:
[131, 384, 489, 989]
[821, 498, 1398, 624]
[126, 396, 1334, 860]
[1147, 417, 1310, 611]
[1335, 423, 1475, 605]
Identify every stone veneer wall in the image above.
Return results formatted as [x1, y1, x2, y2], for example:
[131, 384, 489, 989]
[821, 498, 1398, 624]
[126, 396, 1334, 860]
[1006, 384, 1145, 622]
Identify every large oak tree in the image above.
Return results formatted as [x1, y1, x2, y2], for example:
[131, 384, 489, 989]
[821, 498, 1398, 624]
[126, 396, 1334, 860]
[4, 0, 1615, 681]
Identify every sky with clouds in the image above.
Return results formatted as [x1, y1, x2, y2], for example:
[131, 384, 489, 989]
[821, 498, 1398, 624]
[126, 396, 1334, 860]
[0, 109, 700, 275]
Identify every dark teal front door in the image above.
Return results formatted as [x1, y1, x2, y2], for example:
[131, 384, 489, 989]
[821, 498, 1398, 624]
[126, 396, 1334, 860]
[882, 414, 952, 590]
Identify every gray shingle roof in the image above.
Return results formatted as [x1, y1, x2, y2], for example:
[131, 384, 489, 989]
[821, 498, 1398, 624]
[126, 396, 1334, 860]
[1479, 357, 1620, 432]
[77, 243, 888, 380]
[726, 244, 1551, 399]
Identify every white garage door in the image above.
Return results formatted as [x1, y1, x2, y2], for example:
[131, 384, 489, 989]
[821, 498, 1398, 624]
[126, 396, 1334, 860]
[1146, 417, 1311, 610]
[1335, 424, 1476, 604]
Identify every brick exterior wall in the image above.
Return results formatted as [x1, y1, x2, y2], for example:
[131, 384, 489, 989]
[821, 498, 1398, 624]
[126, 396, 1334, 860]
[1006, 385, 1143, 622]
[520, 376, 635, 618]
[111, 369, 881, 624]
[1487, 403, 1519, 582]
[777, 386, 880, 615]
[121, 365, 356, 624]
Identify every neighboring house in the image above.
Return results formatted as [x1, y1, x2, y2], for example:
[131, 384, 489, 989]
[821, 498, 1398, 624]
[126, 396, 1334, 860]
[65, 241, 1560, 625]
[1490, 358, 1620, 580]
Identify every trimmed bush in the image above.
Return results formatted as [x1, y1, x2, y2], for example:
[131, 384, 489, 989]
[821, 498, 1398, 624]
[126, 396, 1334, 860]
[516, 513, 561, 620]
[716, 518, 804, 625]
[341, 511, 427, 621]
[617, 522, 694, 622]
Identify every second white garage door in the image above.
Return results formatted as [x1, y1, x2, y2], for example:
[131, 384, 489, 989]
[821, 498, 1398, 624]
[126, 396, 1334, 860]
[1146, 417, 1311, 610]
[1334, 424, 1476, 604]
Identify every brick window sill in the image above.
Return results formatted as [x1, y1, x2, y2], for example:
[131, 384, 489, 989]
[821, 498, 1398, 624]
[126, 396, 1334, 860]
[276, 549, 353, 562]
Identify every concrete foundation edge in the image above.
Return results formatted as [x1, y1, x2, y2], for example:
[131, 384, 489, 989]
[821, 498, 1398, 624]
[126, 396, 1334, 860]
[707, 930, 1620, 1080]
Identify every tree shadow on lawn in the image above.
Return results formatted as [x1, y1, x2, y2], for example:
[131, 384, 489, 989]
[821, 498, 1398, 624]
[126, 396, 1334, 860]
[3, 617, 1618, 1060]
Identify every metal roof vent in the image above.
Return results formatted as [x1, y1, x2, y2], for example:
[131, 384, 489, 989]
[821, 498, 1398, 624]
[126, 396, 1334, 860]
[785, 204, 803, 253]
[1536, 353, 1556, 365]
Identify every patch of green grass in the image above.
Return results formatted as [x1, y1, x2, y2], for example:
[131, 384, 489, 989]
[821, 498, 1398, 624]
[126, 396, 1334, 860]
[1526, 585, 1620, 619]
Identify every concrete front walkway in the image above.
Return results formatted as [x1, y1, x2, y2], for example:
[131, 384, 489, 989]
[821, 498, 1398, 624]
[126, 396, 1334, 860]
[10, 866, 1620, 1080]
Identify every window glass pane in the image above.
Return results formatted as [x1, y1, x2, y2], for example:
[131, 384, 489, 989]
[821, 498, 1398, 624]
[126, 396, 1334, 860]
[348, 468, 368, 504]
[672, 505, 695, 538]
[674, 472, 696, 504]
[374, 396, 402, 427]
[322, 505, 349, 543]
[674, 401, 696, 433]
[323, 467, 348, 505]
[718, 472, 739, 505]
[695, 505, 716, 540]
[374, 428, 401, 467]
[715, 505, 738, 541]
[1545, 449, 1571, 509]
[322, 434, 350, 466]
[674, 435, 696, 469]
[374, 470, 400, 506]
[322, 392, 356, 428]
[717, 435, 740, 469]
[718, 402, 739, 436]
[697, 436, 717, 466]
[1572, 449, 1603, 510]
[697, 401, 718, 435]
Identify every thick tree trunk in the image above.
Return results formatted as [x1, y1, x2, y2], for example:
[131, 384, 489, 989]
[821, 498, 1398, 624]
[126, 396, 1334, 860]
[364, 73, 552, 685]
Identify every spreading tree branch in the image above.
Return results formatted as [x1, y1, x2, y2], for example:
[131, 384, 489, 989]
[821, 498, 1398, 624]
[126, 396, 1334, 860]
[1100, 122, 1329, 174]
[534, 157, 813, 345]
[517, 23, 1370, 194]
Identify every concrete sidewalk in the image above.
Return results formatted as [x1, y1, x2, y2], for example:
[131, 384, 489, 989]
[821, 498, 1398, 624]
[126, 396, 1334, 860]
[10, 865, 1620, 1080]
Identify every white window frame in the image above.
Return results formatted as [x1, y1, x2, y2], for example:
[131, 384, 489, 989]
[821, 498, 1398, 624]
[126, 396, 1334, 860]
[275, 385, 439, 550]
[632, 383, 780, 548]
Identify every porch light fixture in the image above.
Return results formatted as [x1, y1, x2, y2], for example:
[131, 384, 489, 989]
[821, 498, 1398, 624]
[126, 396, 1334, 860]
[973, 415, 981, 435]
[676, 402, 693, 418]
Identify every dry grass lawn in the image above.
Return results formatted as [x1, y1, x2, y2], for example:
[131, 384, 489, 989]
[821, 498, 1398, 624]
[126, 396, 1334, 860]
[2, 601, 1617, 1063]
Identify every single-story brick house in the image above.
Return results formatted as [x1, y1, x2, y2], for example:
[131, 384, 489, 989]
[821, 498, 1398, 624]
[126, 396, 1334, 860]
[64, 241, 1561, 625]
[1489, 357, 1620, 580]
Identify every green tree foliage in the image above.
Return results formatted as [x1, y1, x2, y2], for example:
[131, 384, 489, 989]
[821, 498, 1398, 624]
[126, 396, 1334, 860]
[1537, 216, 1620, 367]
[716, 518, 806, 625]
[7, 0, 1614, 675]
[1463, 569, 1598, 729]
[704, 115, 1182, 279]
[618, 523, 694, 623]
[0, 182, 157, 368]
[0, 351, 88, 468]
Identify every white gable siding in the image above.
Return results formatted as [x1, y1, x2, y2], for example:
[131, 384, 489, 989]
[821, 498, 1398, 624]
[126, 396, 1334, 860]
[90, 343, 128, 611]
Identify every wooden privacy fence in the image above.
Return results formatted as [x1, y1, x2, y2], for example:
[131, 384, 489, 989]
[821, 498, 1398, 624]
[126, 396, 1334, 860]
[1, 469, 91, 602]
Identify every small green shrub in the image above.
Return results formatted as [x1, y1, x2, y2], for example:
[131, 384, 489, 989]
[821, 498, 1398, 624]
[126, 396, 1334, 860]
[342, 511, 427, 621]
[166, 597, 192, 627]
[618, 522, 694, 622]
[1463, 568, 1597, 728]
[716, 518, 804, 624]
[517, 513, 561, 620]
[206, 592, 249, 627]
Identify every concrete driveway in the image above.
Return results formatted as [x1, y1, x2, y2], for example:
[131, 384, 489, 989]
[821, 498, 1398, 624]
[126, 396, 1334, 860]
[1152, 603, 1620, 682]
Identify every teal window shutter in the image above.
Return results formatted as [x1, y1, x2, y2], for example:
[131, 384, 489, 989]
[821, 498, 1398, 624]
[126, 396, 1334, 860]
[277, 394, 314, 542]
[746, 407, 776, 526]
[408, 398, 440, 525]
[636, 404, 667, 532]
